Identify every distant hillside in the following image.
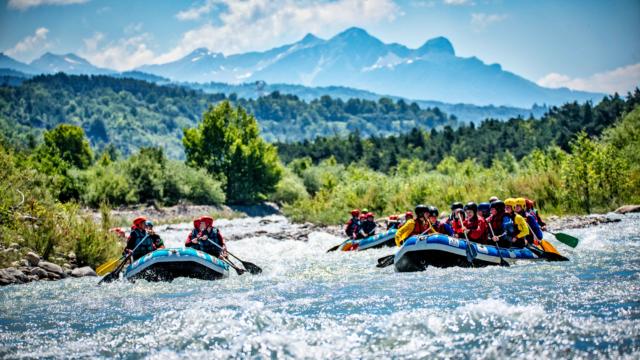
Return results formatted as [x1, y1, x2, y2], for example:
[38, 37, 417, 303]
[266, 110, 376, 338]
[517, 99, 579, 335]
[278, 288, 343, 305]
[185, 81, 549, 123]
[0, 74, 457, 158]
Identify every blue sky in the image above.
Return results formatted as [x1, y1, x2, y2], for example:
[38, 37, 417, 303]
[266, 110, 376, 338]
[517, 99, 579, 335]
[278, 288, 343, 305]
[1, 0, 638, 93]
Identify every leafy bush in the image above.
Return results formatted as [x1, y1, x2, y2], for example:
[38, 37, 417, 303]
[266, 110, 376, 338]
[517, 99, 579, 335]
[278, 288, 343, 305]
[270, 169, 309, 205]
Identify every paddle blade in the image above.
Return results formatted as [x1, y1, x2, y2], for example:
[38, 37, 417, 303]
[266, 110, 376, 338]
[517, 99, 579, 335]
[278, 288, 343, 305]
[326, 244, 341, 252]
[241, 261, 262, 275]
[376, 255, 395, 268]
[555, 232, 579, 248]
[96, 257, 122, 276]
[98, 270, 120, 284]
[465, 240, 477, 264]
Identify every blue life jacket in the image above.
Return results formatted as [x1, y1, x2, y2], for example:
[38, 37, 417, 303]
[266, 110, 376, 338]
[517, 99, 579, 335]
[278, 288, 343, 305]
[198, 228, 222, 257]
[130, 229, 153, 260]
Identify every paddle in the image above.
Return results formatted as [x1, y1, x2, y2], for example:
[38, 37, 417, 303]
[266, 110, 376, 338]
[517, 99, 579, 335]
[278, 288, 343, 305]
[545, 231, 579, 248]
[99, 234, 149, 284]
[205, 238, 262, 275]
[529, 231, 569, 262]
[487, 222, 510, 267]
[96, 256, 124, 276]
[327, 238, 352, 253]
[203, 239, 245, 275]
[458, 213, 477, 266]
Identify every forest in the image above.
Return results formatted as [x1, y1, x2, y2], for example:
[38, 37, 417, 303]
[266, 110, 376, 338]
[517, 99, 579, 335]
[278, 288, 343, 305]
[0, 73, 455, 158]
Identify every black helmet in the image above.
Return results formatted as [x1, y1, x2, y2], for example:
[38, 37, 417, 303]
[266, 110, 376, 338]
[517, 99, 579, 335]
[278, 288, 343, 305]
[490, 200, 505, 212]
[415, 204, 429, 216]
[478, 202, 491, 212]
[464, 202, 478, 213]
[427, 205, 439, 217]
[450, 202, 463, 211]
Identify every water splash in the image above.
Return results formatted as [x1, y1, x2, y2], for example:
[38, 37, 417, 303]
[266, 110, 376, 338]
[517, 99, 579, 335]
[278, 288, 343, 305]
[1, 214, 639, 358]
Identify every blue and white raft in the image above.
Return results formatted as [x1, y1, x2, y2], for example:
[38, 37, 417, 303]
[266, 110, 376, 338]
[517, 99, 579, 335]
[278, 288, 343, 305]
[124, 248, 229, 282]
[394, 234, 544, 272]
[340, 229, 397, 251]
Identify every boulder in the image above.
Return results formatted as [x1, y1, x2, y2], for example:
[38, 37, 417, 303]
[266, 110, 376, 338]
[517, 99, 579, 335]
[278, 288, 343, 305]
[47, 272, 61, 280]
[615, 205, 640, 214]
[67, 252, 76, 261]
[9, 242, 20, 249]
[25, 252, 40, 266]
[38, 261, 64, 275]
[27, 275, 39, 282]
[71, 266, 97, 277]
[30, 267, 48, 279]
[19, 259, 30, 267]
[0, 267, 28, 283]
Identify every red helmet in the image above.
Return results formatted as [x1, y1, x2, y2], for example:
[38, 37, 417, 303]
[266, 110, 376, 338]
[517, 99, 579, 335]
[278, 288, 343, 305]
[351, 209, 360, 216]
[200, 216, 214, 227]
[193, 218, 201, 228]
[132, 216, 147, 228]
[366, 212, 374, 218]
[389, 215, 398, 220]
[525, 199, 535, 210]
[405, 211, 413, 219]
[359, 214, 366, 220]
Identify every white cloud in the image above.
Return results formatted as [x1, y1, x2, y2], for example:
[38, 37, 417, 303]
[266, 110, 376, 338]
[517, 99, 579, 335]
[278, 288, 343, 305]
[81, 34, 156, 71]
[444, 0, 471, 5]
[176, 0, 217, 21]
[471, 12, 507, 31]
[82, 32, 104, 52]
[537, 63, 640, 94]
[5, 27, 50, 60]
[8, 0, 88, 10]
[160, 0, 399, 63]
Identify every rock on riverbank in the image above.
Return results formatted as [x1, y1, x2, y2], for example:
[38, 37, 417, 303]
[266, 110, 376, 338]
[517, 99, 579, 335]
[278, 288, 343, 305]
[0, 250, 96, 286]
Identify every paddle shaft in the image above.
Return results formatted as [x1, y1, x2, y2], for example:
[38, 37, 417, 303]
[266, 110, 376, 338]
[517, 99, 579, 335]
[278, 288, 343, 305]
[488, 222, 509, 267]
[458, 212, 476, 267]
[99, 233, 149, 284]
[203, 239, 245, 275]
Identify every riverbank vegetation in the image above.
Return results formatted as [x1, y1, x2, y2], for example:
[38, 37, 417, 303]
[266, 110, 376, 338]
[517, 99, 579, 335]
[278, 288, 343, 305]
[1, 82, 638, 267]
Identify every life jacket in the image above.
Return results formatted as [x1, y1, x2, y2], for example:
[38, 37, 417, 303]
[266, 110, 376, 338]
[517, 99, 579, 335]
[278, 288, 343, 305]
[345, 217, 360, 237]
[432, 221, 453, 236]
[463, 215, 488, 243]
[451, 218, 465, 237]
[411, 219, 431, 235]
[128, 228, 153, 260]
[198, 227, 222, 256]
[360, 220, 376, 237]
[186, 228, 200, 245]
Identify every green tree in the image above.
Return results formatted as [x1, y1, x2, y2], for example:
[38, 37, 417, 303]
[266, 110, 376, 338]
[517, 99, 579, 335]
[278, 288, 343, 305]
[41, 124, 93, 169]
[183, 101, 283, 203]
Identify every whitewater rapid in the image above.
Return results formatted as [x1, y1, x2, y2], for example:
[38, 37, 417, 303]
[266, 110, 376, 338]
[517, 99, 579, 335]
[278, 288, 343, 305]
[1, 214, 639, 359]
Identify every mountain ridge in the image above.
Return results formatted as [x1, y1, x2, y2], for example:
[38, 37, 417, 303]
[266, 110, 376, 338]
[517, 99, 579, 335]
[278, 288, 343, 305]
[0, 28, 603, 107]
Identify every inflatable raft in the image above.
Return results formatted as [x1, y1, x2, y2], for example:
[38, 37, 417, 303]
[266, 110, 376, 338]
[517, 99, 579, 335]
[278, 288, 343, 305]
[340, 229, 397, 251]
[394, 234, 555, 272]
[124, 248, 229, 282]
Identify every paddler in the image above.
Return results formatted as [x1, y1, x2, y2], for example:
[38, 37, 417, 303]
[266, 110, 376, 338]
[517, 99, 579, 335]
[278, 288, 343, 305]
[504, 198, 530, 248]
[395, 205, 431, 247]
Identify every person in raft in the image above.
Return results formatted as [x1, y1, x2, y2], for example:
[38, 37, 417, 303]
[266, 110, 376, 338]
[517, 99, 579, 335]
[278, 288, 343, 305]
[504, 198, 531, 248]
[395, 205, 432, 247]
[514, 198, 543, 246]
[525, 198, 547, 231]
[461, 202, 488, 244]
[387, 215, 399, 230]
[145, 220, 165, 250]
[359, 212, 377, 238]
[487, 200, 516, 248]
[450, 207, 466, 238]
[124, 216, 155, 261]
[426, 206, 454, 236]
[185, 216, 227, 258]
[345, 209, 361, 239]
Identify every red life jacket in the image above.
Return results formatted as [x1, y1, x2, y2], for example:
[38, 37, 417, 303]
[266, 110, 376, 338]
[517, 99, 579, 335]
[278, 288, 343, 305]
[464, 215, 488, 243]
[411, 219, 430, 235]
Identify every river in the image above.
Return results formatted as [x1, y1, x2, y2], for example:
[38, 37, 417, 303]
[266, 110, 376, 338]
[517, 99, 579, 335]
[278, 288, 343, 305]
[1, 214, 639, 359]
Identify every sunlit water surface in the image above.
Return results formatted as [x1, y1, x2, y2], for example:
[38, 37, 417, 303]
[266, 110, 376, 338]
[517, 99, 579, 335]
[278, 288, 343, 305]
[1, 214, 639, 359]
